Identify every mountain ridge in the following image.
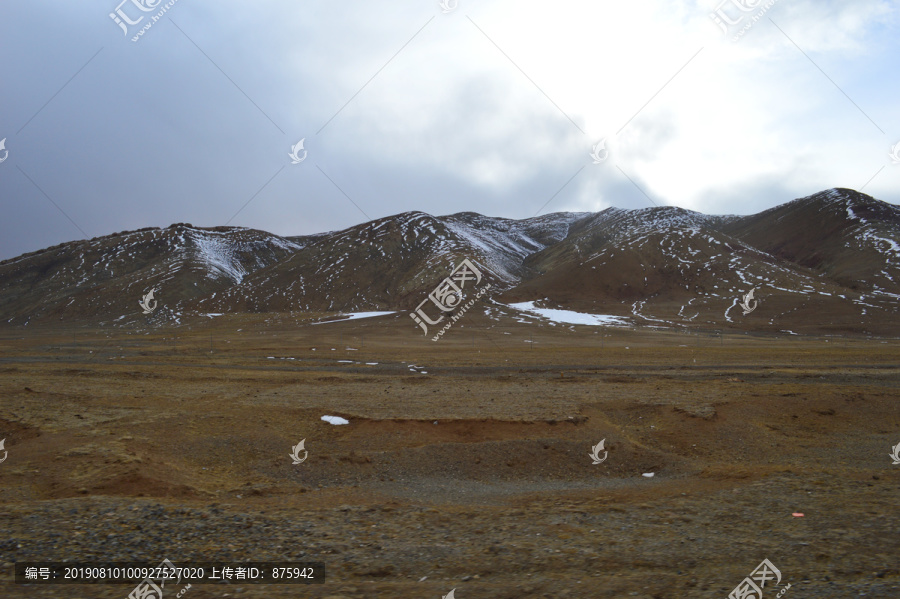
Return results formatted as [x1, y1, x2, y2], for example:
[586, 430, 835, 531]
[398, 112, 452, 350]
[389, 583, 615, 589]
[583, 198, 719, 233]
[1, 188, 898, 335]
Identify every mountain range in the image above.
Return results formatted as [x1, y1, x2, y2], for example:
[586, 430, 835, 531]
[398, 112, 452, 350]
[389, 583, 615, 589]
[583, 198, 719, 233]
[1, 188, 898, 335]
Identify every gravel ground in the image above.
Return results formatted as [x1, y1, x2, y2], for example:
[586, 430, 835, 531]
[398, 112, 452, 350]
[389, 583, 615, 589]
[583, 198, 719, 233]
[1, 324, 899, 598]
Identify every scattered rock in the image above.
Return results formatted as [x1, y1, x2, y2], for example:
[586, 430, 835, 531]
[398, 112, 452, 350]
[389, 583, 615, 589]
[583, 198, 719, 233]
[673, 404, 717, 420]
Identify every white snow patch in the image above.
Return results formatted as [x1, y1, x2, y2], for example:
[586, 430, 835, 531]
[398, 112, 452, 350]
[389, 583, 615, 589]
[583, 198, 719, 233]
[321, 415, 349, 425]
[192, 234, 248, 284]
[508, 302, 630, 326]
[310, 311, 396, 325]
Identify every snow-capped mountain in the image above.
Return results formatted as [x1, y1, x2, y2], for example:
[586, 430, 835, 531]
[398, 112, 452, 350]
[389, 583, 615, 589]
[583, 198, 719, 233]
[720, 188, 900, 298]
[0, 188, 897, 334]
[191, 210, 586, 314]
[510, 189, 899, 333]
[0, 224, 301, 326]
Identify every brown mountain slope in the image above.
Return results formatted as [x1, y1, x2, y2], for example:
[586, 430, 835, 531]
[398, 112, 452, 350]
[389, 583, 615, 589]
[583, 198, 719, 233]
[0, 224, 301, 326]
[0, 189, 897, 335]
[502, 196, 899, 335]
[718, 188, 900, 295]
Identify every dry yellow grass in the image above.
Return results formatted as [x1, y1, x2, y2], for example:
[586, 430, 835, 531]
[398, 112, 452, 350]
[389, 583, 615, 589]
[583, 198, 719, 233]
[0, 314, 898, 597]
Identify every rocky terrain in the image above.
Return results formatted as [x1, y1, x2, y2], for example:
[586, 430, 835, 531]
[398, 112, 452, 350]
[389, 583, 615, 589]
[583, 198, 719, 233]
[0, 314, 898, 598]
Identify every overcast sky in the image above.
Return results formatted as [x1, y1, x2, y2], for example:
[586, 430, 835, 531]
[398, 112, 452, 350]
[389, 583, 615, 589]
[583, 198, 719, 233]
[1, 0, 898, 261]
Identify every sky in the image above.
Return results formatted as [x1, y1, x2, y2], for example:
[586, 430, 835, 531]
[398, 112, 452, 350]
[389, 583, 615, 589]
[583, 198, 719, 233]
[1, 0, 899, 261]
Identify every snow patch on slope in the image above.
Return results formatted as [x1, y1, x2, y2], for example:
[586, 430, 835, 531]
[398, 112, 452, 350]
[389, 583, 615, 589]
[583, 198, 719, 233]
[509, 301, 630, 326]
[191, 232, 249, 284]
[310, 311, 396, 325]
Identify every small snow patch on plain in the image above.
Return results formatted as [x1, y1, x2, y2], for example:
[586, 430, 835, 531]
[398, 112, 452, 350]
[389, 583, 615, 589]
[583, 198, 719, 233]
[321, 415, 349, 425]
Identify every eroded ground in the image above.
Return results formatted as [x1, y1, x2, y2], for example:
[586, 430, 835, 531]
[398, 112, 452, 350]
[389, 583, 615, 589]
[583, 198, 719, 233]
[0, 315, 898, 598]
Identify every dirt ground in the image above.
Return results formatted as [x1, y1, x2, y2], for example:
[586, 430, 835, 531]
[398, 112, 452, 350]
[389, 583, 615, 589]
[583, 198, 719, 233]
[0, 313, 899, 598]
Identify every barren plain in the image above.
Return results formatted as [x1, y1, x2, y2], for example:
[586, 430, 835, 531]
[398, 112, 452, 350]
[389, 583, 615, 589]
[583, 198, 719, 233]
[1, 313, 898, 598]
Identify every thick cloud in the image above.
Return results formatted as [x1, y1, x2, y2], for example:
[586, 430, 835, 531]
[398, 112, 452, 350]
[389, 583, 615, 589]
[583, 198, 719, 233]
[0, 0, 897, 260]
